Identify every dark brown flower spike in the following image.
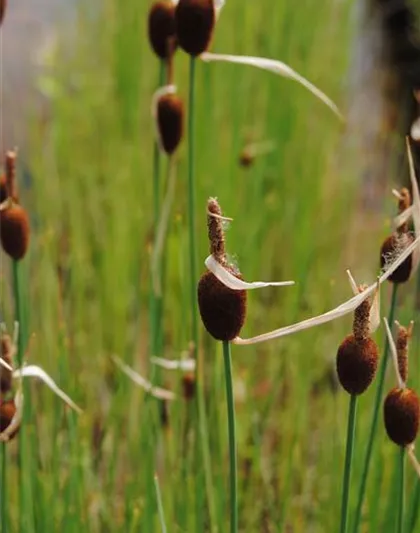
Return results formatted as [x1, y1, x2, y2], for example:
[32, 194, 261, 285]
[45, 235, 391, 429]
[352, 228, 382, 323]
[395, 320, 413, 384]
[336, 281, 379, 395]
[380, 187, 414, 283]
[175, 0, 216, 57]
[238, 140, 275, 169]
[0, 399, 20, 440]
[148, 1, 178, 60]
[155, 88, 184, 155]
[383, 318, 420, 447]
[198, 198, 294, 341]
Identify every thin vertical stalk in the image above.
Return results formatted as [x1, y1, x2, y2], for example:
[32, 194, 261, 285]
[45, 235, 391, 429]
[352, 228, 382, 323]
[187, 56, 198, 355]
[154, 474, 167, 533]
[188, 54, 216, 530]
[398, 447, 405, 533]
[1, 442, 6, 532]
[340, 394, 357, 533]
[223, 341, 237, 533]
[408, 480, 420, 532]
[353, 284, 398, 533]
[12, 261, 23, 365]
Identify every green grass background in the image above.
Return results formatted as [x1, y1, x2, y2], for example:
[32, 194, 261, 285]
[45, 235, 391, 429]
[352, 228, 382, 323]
[1, 0, 420, 531]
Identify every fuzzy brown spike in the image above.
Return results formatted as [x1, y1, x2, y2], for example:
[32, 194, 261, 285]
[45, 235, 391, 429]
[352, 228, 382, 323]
[157, 93, 184, 155]
[0, 204, 30, 260]
[175, 0, 215, 57]
[352, 287, 370, 342]
[0, 0, 6, 26]
[0, 334, 13, 394]
[0, 400, 19, 439]
[384, 387, 420, 446]
[182, 372, 196, 400]
[336, 335, 379, 395]
[5, 150, 18, 201]
[207, 197, 226, 264]
[148, 1, 178, 60]
[0, 174, 7, 203]
[396, 321, 413, 383]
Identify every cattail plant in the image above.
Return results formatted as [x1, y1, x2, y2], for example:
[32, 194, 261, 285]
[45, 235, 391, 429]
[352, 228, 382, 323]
[353, 139, 420, 533]
[148, 1, 178, 61]
[335, 274, 380, 533]
[197, 198, 295, 533]
[383, 319, 420, 533]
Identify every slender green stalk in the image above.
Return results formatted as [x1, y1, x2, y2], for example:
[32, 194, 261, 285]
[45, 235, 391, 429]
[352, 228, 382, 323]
[398, 448, 405, 533]
[154, 474, 167, 533]
[223, 341, 237, 533]
[12, 261, 23, 365]
[187, 56, 198, 357]
[340, 394, 357, 533]
[353, 284, 399, 533]
[408, 480, 420, 532]
[1, 442, 6, 533]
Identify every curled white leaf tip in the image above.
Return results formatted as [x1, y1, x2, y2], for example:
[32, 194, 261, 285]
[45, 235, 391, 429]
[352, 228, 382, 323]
[13, 365, 83, 414]
[207, 210, 233, 222]
[200, 53, 343, 120]
[0, 358, 13, 372]
[346, 270, 358, 296]
[151, 356, 196, 372]
[151, 84, 177, 119]
[394, 206, 413, 229]
[233, 235, 420, 345]
[383, 317, 405, 389]
[408, 445, 420, 478]
[392, 189, 404, 200]
[205, 255, 295, 291]
[410, 117, 420, 141]
[112, 355, 176, 401]
[406, 137, 420, 271]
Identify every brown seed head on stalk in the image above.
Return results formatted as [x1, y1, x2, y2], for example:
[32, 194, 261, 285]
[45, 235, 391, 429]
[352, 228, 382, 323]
[175, 0, 215, 57]
[197, 198, 247, 341]
[148, 1, 178, 60]
[182, 372, 196, 400]
[380, 187, 413, 283]
[0, 334, 14, 394]
[0, 174, 7, 203]
[0, 0, 6, 26]
[0, 204, 30, 260]
[157, 93, 184, 155]
[0, 400, 19, 439]
[384, 387, 420, 446]
[396, 321, 413, 384]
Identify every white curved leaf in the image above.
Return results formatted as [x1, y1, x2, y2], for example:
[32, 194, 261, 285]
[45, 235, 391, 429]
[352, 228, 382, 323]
[13, 365, 83, 414]
[408, 446, 420, 478]
[406, 138, 420, 271]
[394, 206, 413, 230]
[151, 356, 196, 372]
[200, 53, 343, 119]
[205, 255, 295, 290]
[0, 358, 13, 372]
[369, 282, 380, 334]
[233, 234, 420, 345]
[112, 355, 175, 400]
[383, 318, 405, 389]
[410, 117, 420, 141]
[346, 270, 358, 296]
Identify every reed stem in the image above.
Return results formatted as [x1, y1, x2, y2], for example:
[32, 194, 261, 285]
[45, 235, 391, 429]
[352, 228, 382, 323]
[223, 340, 237, 533]
[353, 283, 398, 533]
[398, 447, 405, 533]
[154, 474, 167, 533]
[340, 394, 357, 533]
[1, 442, 6, 532]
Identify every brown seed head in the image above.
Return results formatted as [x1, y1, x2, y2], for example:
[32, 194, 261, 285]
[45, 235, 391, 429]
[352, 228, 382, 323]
[5, 150, 18, 201]
[0, 0, 6, 26]
[0, 399, 19, 439]
[384, 387, 420, 446]
[157, 93, 184, 155]
[336, 334, 379, 395]
[398, 188, 411, 217]
[0, 334, 13, 394]
[182, 372, 196, 400]
[380, 232, 414, 284]
[207, 198, 226, 264]
[0, 204, 30, 260]
[175, 0, 215, 57]
[396, 322, 413, 384]
[148, 1, 178, 60]
[198, 268, 247, 341]
[352, 288, 371, 342]
[239, 150, 254, 168]
[0, 174, 7, 203]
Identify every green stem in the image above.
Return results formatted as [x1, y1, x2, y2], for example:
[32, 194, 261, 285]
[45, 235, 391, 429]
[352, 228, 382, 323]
[340, 394, 357, 533]
[154, 474, 167, 533]
[353, 283, 398, 533]
[408, 479, 420, 532]
[1, 442, 6, 533]
[12, 261, 23, 366]
[223, 341, 237, 533]
[398, 447, 405, 533]
[187, 56, 198, 356]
